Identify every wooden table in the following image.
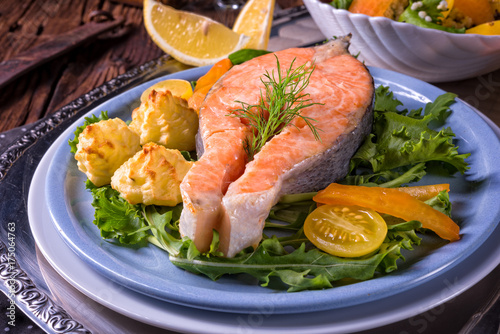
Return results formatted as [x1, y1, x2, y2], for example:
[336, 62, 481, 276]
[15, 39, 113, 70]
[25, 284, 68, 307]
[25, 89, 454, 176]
[1, 0, 499, 134]
[0, 0, 243, 135]
[1, 0, 499, 333]
[2, 0, 499, 135]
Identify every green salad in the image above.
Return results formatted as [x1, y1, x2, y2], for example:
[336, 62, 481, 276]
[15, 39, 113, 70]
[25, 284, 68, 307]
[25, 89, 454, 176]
[330, 0, 499, 34]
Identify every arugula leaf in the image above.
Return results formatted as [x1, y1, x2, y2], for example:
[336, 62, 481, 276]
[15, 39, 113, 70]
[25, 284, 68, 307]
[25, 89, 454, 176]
[170, 237, 383, 292]
[142, 205, 184, 256]
[344, 162, 427, 187]
[180, 150, 197, 161]
[69, 111, 109, 154]
[86, 180, 149, 245]
[170, 219, 421, 292]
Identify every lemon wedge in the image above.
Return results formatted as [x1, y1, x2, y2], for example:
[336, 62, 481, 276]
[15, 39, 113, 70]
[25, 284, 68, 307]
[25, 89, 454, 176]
[143, 0, 250, 66]
[140, 79, 193, 103]
[233, 0, 275, 50]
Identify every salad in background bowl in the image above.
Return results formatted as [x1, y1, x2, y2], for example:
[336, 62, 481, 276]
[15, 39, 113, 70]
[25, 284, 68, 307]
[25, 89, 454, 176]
[303, 0, 500, 82]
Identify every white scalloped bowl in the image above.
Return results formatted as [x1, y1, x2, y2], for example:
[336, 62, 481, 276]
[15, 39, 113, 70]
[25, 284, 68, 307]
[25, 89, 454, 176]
[303, 0, 500, 82]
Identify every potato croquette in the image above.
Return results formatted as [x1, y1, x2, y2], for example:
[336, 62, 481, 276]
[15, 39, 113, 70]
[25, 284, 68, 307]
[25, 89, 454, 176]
[129, 90, 199, 151]
[111, 142, 193, 206]
[75, 118, 141, 187]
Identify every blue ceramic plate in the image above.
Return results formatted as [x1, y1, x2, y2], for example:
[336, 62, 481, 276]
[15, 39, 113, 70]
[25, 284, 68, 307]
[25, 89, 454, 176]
[45, 66, 500, 314]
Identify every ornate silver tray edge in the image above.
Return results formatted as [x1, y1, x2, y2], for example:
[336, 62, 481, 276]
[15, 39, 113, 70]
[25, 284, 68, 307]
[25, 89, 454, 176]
[0, 54, 186, 333]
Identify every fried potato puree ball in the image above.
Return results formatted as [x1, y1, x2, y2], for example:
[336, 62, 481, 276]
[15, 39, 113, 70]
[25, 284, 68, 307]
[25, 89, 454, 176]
[111, 142, 194, 206]
[129, 89, 199, 151]
[75, 118, 141, 187]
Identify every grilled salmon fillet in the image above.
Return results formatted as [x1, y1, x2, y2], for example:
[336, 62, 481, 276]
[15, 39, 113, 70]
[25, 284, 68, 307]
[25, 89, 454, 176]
[179, 36, 375, 257]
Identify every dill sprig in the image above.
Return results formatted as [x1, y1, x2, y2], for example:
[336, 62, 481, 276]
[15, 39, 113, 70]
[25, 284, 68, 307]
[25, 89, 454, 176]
[228, 56, 322, 161]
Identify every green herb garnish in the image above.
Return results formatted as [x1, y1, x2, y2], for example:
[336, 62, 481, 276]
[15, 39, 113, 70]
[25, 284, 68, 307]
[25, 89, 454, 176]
[228, 56, 322, 160]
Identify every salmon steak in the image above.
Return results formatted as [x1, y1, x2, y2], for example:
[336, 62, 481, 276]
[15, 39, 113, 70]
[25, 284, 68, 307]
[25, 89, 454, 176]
[179, 36, 375, 257]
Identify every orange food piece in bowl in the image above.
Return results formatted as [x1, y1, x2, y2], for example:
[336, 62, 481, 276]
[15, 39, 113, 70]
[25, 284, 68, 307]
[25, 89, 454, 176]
[348, 0, 408, 20]
[453, 0, 495, 25]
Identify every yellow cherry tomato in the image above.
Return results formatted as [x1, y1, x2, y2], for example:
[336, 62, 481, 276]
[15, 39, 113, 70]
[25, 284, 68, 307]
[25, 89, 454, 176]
[304, 204, 388, 258]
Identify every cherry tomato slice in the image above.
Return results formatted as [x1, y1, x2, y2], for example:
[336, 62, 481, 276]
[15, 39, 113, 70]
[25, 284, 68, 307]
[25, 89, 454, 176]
[304, 204, 388, 258]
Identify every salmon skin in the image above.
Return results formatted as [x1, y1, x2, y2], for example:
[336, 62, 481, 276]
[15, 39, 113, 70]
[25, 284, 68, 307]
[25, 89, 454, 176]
[179, 36, 375, 257]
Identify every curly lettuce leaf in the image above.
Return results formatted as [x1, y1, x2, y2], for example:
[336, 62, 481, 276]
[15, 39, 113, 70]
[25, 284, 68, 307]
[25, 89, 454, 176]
[374, 85, 405, 114]
[69, 111, 109, 154]
[350, 87, 470, 183]
[86, 180, 149, 245]
[80, 84, 463, 292]
[170, 237, 381, 292]
[425, 190, 452, 216]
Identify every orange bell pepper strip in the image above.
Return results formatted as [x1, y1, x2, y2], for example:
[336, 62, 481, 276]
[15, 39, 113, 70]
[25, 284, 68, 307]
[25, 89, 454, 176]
[188, 58, 233, 112]
[313, 183, 460, 242]
[395, 184, 450, 202]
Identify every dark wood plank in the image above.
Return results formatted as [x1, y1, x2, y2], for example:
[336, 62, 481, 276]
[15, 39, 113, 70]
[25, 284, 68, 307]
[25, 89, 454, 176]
[0, 0, 498, 135]
[0, 0, 164, 133]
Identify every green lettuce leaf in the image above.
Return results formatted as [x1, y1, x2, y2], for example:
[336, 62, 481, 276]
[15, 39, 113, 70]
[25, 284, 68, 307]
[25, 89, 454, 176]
[349, 87, 470, 185]
[170, 220, 421, 292]
[86, 181, 149, 245]
[142, 205, 185, 256]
